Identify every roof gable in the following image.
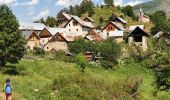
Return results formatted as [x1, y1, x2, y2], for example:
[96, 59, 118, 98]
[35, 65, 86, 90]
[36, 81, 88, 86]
[64, 16, 94, 28]
[102, 21, 124, 31]
[127, 27, 149, 37]
[114, 17, 127, 24]
[39, 28, 52, 37]
[23, 31, 40, 40]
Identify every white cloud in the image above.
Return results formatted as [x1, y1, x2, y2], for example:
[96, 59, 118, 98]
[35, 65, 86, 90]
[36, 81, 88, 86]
[0, 0, 17, 5]
[33, 9, 49, 20]
[56, 0, 81, 7]
[114, 0, 123, 6]
[20, 0, 39, 6]
[125, 0, 143, 6]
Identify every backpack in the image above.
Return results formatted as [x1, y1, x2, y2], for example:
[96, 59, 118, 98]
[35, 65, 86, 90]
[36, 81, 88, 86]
[5, 83, 12, 94]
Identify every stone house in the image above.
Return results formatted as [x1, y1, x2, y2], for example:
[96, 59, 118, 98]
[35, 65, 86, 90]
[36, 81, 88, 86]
[64, 16, 95, 37]
[127, 26, 149, 51]
[43, 32, 74, 52]
[39, 27, 66, 47]
[23, 31, 40, 50]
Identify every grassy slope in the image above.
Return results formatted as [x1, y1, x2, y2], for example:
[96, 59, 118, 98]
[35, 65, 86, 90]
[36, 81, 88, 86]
[82, 6, 153, 32]
[0, 58, 168, 99]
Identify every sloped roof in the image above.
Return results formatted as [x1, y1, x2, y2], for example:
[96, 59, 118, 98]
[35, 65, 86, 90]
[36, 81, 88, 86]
[153, 31, 164, 38]
[129, 25, 144, 31]
[109, 31, 124, 37]
[115, 17, 127, 24]
[127, 26, 149, 37]
[22, 31, 39, 40]
[62, 12, 72, 20]
[46, 27, 66, 36]
[65, 16, 94, 28]
[19, 22, 46, 31]
[73, 16, 94, 28]
[84, 17, 94, 22]
[103, 21, 125, 31]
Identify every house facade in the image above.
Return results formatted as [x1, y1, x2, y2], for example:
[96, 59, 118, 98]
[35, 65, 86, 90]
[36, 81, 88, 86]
[23, 31, 40, 50]
[64, 16, 94, 37]
[127, 26, 149, 51]
[39, 27, 65, 47]
[102, 21, 124, 43]
[44, 33, 74, 52]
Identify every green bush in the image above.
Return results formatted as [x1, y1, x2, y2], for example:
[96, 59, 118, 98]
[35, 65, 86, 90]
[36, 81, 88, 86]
[75, 54, 88, 72]
[33, 47, 45, 57]
[68, 37, 100, 55]
[100, 38, 122, 69]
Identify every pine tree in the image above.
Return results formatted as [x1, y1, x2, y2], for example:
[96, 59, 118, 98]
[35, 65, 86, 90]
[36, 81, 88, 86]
[104, 0, 114, 6]
[0, 5, 25, 67]
[99, 16, 104, 24]
[46, 16, 56, 27]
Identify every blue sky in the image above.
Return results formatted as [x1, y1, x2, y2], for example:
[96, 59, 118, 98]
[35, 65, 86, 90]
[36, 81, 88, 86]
[0, 0, 150, 22]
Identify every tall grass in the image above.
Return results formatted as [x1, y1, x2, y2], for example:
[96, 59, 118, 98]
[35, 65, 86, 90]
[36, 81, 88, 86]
[0, 59, 169, 100]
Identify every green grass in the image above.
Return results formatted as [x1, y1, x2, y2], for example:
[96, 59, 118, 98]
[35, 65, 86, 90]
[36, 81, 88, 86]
[0, 59, 169, 100]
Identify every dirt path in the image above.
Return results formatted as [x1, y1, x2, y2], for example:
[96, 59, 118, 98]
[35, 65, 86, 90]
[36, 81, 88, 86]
[0, 92, 5, 100]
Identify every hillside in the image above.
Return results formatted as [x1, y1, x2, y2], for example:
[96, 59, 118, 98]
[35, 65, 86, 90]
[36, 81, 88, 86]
[1, 57, 169, 99]
[82, 6, 153, 32]
[134, 0, 170, 16]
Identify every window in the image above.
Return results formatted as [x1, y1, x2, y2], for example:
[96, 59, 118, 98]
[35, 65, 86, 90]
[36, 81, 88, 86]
[69, 29, 71, 32]
[77, 29, 78, 31]
[69, 24, 70, 26]
[47, 47, 49, 49]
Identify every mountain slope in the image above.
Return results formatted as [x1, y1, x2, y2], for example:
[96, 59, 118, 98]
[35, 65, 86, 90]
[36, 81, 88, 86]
[134, 0, 170, 16]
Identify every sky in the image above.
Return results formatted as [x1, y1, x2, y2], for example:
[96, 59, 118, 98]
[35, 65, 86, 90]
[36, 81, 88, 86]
[0, 0, 151, 23]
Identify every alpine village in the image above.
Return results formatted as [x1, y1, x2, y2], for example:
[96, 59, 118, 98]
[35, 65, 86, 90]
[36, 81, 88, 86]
[0, 0, 170, 99]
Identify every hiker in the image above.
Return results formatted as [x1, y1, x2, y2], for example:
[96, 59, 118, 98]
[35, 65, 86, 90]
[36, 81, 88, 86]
[3, 79, 12, 100]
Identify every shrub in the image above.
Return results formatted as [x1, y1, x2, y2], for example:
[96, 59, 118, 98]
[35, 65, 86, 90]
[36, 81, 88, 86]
[100, 38, 122, 69]
[68, 37, 99, 55]
[33, 47, 45, 57]
[75, 54, 88, 72]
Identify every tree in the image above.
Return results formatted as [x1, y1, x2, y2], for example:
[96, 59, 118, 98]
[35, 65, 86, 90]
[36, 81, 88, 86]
[46, 16, 56, 27]
[0, 5, 25, 67]
[104, 0, 114, 6]
[150, 11, 168, 35]
[99, 16, 104, 24]
[75, 54, 87, 72]
[100, 38, 121, 69]
[69, 5, 75, 15]
[68, 37, 99, 55]
[122, 6, 137, 20]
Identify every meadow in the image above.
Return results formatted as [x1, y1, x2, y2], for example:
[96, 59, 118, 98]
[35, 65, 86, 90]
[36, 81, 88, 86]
[0, 56, 169, 100]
